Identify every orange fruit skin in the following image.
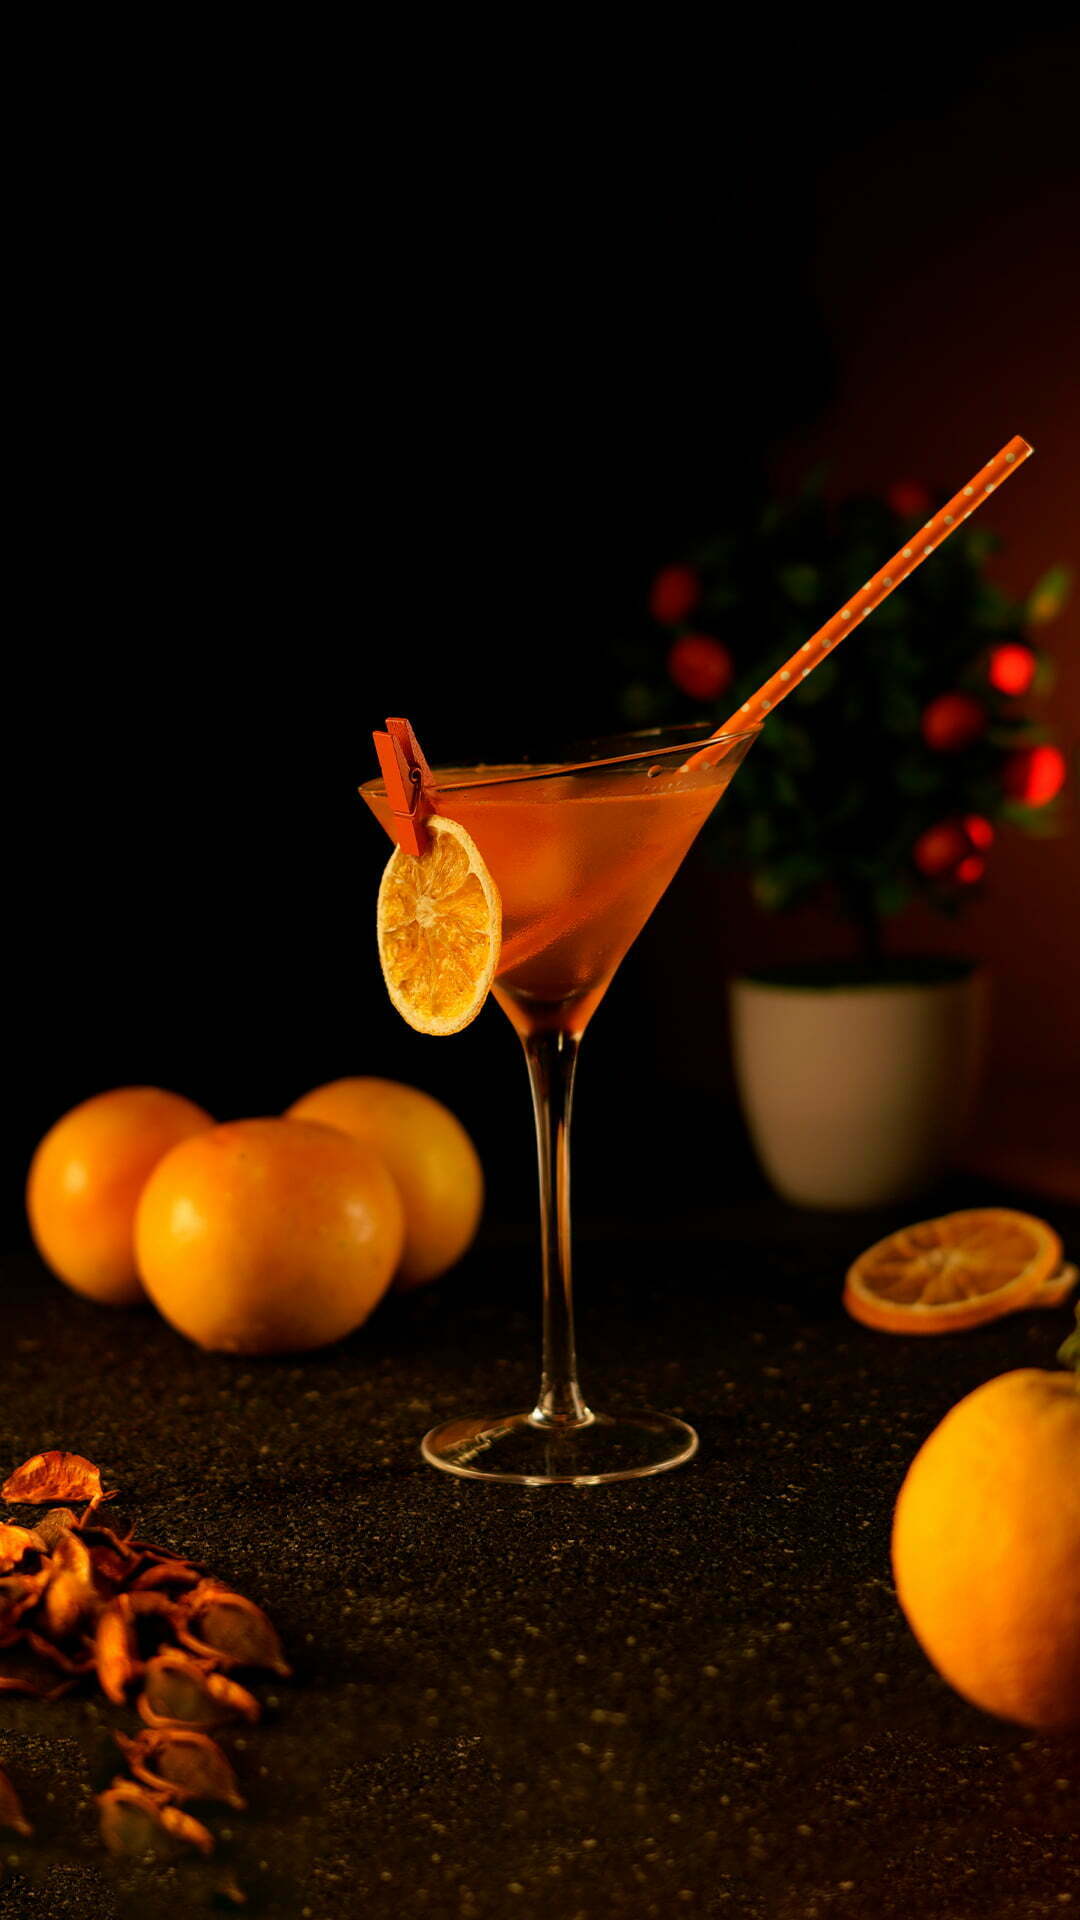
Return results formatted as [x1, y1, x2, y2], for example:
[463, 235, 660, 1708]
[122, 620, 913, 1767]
[134, 1118, 405, 1353]
[27, 1087, 216, 1306]
[892, 1370, 1080, 1731]
[286, 1079, 483, 1289]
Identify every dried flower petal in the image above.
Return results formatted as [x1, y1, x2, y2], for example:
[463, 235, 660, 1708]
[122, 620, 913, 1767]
[0, 1766, 32, 1836]
[95, 1595, 141, 1705]
[2, 1452, 107, 1506]
[175, 1583, 291, 1677]
[98, 1779, 214, 1858]
[0, 1523, 47, 1575]
[115, 1727, 246, 1810]
[138, 1650, 260, 1729]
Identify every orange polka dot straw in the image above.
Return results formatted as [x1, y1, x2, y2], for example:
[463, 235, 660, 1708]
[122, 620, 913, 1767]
[683, 434, 1033, 770]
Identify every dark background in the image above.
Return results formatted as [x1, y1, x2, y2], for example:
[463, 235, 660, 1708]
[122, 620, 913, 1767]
[8, 27, 1079, 1250]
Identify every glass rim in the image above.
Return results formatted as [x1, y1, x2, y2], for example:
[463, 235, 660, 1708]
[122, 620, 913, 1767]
[360, 719, 762, 797]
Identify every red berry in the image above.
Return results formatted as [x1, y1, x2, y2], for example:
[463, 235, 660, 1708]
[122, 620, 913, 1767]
[963, 814, 995, 850]
[1002, 743, 1067, 807]
[954, 854, 985, 885]
[921, 692, 987, 753]
[912, 820, 970, 878]
[650, 564, 700, 626]
[887, 480, 932, 521]
[667, 634, 734, 703]
[988, 642, 1038, 697]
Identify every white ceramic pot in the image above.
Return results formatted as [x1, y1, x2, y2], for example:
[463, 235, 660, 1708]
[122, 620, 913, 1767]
[730, 962, 988, 1210]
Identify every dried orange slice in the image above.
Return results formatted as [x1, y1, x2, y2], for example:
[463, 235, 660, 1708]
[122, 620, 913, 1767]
[376, 815, 501, 1035]
[1030, 1261, 1078, 1310]
[843, 1208, 1063, 1335]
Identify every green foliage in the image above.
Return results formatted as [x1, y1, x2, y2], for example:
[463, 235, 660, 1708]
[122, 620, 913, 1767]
[622, 476, 1069, 959]
[1028, 564, 1072, 626]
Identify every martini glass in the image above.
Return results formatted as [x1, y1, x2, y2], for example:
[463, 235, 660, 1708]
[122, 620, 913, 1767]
[361, 721, 758, 1485]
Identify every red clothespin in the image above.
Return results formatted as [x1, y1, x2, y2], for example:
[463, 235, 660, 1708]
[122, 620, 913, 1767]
[372, 717, 436, 855]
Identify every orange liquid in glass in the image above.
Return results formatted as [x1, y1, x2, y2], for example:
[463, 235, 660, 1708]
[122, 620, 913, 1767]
[365, 760, 736, 1037]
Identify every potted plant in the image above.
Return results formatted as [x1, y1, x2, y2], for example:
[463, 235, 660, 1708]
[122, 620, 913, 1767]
[616, 478, 1071, 1208]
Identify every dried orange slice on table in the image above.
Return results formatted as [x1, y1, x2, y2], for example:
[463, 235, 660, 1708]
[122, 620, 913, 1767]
[843, 1208, 1066, 1334]
[377, 815, 502, 1035]
[1031, 1260, 1077, 1309]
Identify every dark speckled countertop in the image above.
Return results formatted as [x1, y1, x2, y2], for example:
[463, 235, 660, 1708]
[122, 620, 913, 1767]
[1, 1185, 1078, 1920]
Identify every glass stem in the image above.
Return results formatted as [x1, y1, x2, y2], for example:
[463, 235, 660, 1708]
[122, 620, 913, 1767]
[522, 1027, 591, 1428]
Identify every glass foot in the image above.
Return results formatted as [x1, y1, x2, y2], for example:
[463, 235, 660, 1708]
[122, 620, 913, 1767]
[420, 1409, 698, 1485]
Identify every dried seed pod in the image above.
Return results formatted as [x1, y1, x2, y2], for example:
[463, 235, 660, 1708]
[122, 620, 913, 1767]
[44, 1575, 88, 1638]
[98, 1779, 214, 1858]
[21, 1632, 97, 1675]
[175, 1584, 291, 1677]
[138, 1650, 261, 1729]
[43, 1677, 79, 1701]
[42, 1530, 98, 1639]
[128, 1590, 177, 1618]
[95, 1595, 141, 1705]
[74, 1520, 139, 1565]
[128, 1559, 205, 1593]
[78, 1527, 138, 1586]
[0, 1675, 52, 1698]
[0, 1567, 50, 1629]
[48, 1528, 94, 1582]
[77, 1520, 135, 1549]
[126, 1535, 205, 1568]
[33, 1507, 79, 1550]
[2, 1452, 107, 1506]
[90, 1549, 130, 1587]
[0, 1670, 77, 1702]
[115, 1727, 246, 1810]
[0, 1765, 32, 1836]
[124, 1592, 181, 1670]
[0, 1523, 47, 1574]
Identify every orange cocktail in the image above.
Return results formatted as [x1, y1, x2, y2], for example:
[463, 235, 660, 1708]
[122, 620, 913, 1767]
[364, 749, 743, 1039]
[361, 722, 758, 1485]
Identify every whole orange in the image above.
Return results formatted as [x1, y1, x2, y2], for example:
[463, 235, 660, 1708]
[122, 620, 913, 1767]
[27, 1087, 215, 1306]
[891, 1368, 1080, 1731]
[134, 1117, 404, 1353]
[286, 1078, 483, 1289]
